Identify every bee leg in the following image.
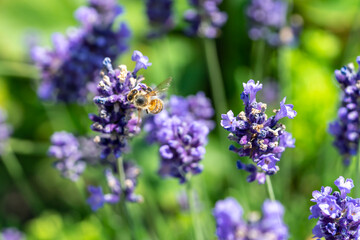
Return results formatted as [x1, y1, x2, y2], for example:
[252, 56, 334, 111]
[145, 109, 149, 114]
[136, 109, 142, 128]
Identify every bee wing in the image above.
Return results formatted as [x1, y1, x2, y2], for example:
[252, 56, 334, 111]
[152, 77, 172, 95]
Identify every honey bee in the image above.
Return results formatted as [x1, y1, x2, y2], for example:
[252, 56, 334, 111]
[127, 77, 172, 116]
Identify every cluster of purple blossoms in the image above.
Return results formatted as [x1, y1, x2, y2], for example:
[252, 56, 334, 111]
[145, 0, 174, 38]
[145, 92, 214, 183]
[87, 161, 142, 211]
[329, 58, 360, 166]
[221, 80, 296, 184]
[1, 228, 25, 240]
[246, 0, 302, 47]
[309, 176, 360, 239]
[0, 108, 12, 155]
[48, 131, 97, 181]
[184, 0, 228, 38]
[89, 51, 151, 159]
[31, 0, 130, 103]
[213, 197, 288, 240]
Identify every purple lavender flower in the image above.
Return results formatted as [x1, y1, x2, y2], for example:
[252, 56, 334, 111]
[184, 0, 228, 38]
[309, 176, 360, 239]
[1, 228, 25, 240]
[145, 0, 174, 38]
[221, 79, 296, 184]
[0, 108, 12, 155]
[31, 0, 130, 103]
[144, 92, 214, 183]
[89, 51, 150, 159]
[87, 161, 142, 211]
[246, 0, 302, 47]
[329, 58, 360, 166]
[48, 131, 86, 181]
[213, 197, 288, 240]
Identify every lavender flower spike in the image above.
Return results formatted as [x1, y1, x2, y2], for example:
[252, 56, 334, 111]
[90, 51, 150, 159]
[184, 0, 228, 38]
[246, 0, 302, 47]
[31, 0, 130, 103]
[145, 0, 174, 38]
[221, 79, 296, 184]
[144, 93, 214, 183]
[329, 57, 360, 165]
[48, 131, 86, 181]
[309, 176, 360, 239]
[213, 197, 288, 240]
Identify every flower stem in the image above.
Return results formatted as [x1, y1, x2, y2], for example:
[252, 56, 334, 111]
[117, 156, 137, 240]
[253, 40, 266, 80]
[9, 138, 48, 155]
[186, 180, 204, 240]
[266, 175, 276, 201]
[356, 145, 360, 197]
[203, 39, 227, 136]
[2, 144, 43, 211]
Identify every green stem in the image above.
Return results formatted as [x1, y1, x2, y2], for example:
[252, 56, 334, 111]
[0, 60, 38, 79]
[356, 145, 360, 197]
[117, 156, 136, 240]
[9, 138, 48, 155]
[186, 180, 204, 240]
[266, 175, 276, 201]
[2, 144, 43, 211]
[203, 39, 227, 136]
[254, 40, 266, 80]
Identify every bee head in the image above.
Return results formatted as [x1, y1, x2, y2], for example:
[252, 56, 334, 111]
[127, 89, 138, 101]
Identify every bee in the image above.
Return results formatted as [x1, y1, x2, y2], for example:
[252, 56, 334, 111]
[127, 77, 172, 116]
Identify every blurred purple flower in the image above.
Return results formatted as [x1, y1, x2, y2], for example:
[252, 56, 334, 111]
[49, 131, 85, 181]
[247, 0, 302, 47]
[221, 79, 296, 184]
[146, 0, 174, 38]
[144, 92, 214, 183]
[184, 0, 227, 38]
[329, 58, 360, 166]
[31, 0, 130, 103]
[1, 228, 25, 240]
[87, 161, 142, 211]
[213, 197, 288, 240]
[309, 176, 360, 239]
[0, 108, 12, 155]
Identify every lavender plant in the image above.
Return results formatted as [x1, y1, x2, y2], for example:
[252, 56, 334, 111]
[221, 80, 296, 184]
[145, 0, 174, 38]
[89, 51, 151, 159]
[145, 92, 214, 183]
[246, 0, 302, 47]
[309, 176, 360, 239]
[184, 0, 228, 38]
[85, 50, 152, 210]
[0, 108, 12, 155]
[31, 0, 130, 103]
[213, 197, 288, 239]
[329, 58, 360, 166]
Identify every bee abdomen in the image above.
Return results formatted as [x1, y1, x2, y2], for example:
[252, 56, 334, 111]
[148, 99, 163, 114]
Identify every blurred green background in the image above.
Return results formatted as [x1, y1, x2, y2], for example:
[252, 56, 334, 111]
[1, 0, 360, 239]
